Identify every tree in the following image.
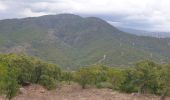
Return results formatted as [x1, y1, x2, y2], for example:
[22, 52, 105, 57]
[133, 60, 159, 94]
[0, 63, 19, 100]
[159, 64, 170, 100]
[62, 71, 73, 85]
[119, 69, 138, 93]
[39, 75, 57, 90]
[5, 79, 19, 100]
[0, 63, 8, 94]
[107, 67, 125, 90]
[75, 68, 94, 89]
[0, 54, 62, 94]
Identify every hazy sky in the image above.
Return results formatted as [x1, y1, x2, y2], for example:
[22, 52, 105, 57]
[0, 0, 170, 32]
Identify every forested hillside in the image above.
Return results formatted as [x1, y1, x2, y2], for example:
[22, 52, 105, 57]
[0, 14, 170, 68]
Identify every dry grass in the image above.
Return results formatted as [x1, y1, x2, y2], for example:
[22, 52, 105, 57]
[0, 83, 170, 100]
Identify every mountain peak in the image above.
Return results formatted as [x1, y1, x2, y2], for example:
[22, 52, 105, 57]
[0, 14, 170, 68]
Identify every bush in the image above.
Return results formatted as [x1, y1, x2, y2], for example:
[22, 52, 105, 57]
[61, 71, 73, 84]
[0, 54, 62, 98]
[158, 64, 170, 100]
[74, 68, 94, 89]
[5, 79, 19, 100]
[0, 63, 19, 100]
[39, 75, 58, 90]
[1, 54, 170, 99]
[119, 60, 160, 94]
[96, 82, 113, 89]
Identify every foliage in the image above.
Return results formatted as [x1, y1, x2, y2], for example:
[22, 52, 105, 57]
[119, 60, 160, 94]
[118, 69, 138, 93]
[0, 14, 170, 69]
[74, 65, 125, 89]
[0, 63, 19, 100]
[133, 60, 159, 94]
[158, 63, 170, 100]
[0, 53, 170, 99]
[39, 75, 58, 90]
[74, 67, 94, 89]
[96, 82, 113, 89]
[0, 54, 62, 99]
[61, 71, 73, 84]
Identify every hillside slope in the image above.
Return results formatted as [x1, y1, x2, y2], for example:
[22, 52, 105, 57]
[0, 14, 170, 68]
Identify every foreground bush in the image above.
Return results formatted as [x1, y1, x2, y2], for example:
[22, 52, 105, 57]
[61, 71, 73, 84]
[74, 67, 94, 88]
[119, 61, 160, 94]
[158, 64, 170, 100]
[96, 82, 113, 89]
[0, 54, 169, 100]
[74, 65, 125, 89]
[0, 63, 19, 100]
[39, 75, 58, 90]
[0, 54, 62, 100]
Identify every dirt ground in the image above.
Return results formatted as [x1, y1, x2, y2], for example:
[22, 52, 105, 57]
[0, 84, 170, 100]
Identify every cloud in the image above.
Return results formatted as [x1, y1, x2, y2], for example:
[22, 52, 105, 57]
[0, 1, 8, 11]
[0, 0, 170, 31]
[21, 8, 50, 17]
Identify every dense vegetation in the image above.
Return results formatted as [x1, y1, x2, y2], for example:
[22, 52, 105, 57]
[0, 14, 170, 69]
[0, 54, 169, 100]
[0, 54, 61, 100]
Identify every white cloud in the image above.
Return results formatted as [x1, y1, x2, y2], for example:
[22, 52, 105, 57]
[0, 0, 170, 31]
[107, 21, 123, 27]
[0, 1, 7, 11]
[21, 8, 50, 17]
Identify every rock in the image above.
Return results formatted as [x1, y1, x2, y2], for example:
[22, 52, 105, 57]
[40, 89, 45, 93]
[131, 93, 139, 96]
[19, 88, 27, 94]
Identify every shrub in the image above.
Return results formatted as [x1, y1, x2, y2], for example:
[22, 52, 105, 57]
[118, 69, 138, 93]
[5, 79, 19, 100]
[158, 64, 170, 100]
[119, 60, 160, 94]
[96, 82, 113, 89]
[74, 68, 94, 89]
[0, 54, 62, 98]
[61, 71, 73, 84]
[39, 75, 58, 90]
[0, 63, 19, 100]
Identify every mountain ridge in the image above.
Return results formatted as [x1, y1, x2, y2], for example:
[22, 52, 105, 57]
[117, 27, 170, 38]
[0, 14, 170, 69]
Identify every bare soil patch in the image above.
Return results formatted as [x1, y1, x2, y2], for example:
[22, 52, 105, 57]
[0, 84, 170, 100]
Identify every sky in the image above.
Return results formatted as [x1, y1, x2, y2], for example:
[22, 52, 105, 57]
[0, 0, 170, 32]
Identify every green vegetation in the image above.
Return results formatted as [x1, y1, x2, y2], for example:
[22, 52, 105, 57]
[0, 54, 61, 100]
[158, 64, 170, 100]
[0, 54, 169, 100]
[0, 14, 170, 69]
[0, 14, 170, 100]
[0, 63, 19, 100]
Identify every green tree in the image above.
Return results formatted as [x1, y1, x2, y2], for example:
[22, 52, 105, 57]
[75, 68, 94, 89]
[107, 67, 125, 90]
[119, 69, 138, 93]
[39, 75, 57, 90]
[134, 60, 159, 94]
[0, 63, 19, 100]
[159, 64, 170, 100]
[62, 71, 73, 85]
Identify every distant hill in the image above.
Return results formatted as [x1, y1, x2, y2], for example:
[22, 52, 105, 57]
[0, 14, 170, 69]
[117, 27, 170, 38]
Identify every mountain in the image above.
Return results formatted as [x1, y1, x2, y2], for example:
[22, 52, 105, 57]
[118, 27, 170, 38]
[0, 14, 170, 69]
